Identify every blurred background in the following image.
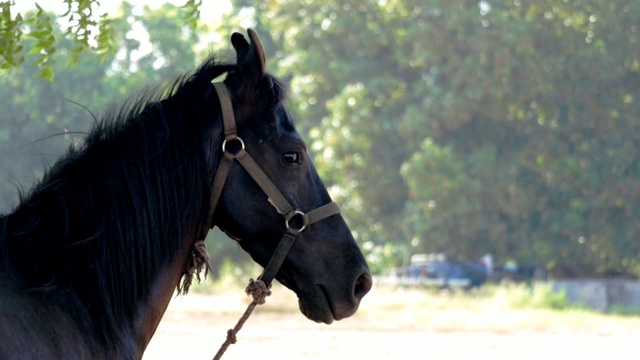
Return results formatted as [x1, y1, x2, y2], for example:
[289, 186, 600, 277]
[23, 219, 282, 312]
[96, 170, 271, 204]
[1, 0, 640, 314]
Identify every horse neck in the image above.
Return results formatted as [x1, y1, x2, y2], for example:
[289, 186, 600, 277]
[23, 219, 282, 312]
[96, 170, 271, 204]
[133, 236, 195, 356]
[0, 90, 222, 355]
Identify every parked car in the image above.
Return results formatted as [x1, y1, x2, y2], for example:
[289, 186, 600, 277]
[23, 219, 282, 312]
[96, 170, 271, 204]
[392, 253, 492, 288]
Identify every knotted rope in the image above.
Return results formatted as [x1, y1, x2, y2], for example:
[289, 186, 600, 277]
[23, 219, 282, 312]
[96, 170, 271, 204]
[212, 278, 272, 360]
[179, 240, 212, 294]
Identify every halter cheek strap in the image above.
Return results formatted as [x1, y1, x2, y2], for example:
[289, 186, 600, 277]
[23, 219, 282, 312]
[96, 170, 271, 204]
[201, 81, 341, 287]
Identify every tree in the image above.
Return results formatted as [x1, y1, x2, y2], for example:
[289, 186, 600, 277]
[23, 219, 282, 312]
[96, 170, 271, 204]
[0, 0, 201, 80]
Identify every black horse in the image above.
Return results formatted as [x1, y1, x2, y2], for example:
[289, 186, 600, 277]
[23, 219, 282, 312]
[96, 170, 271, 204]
[0, 29, 372, 359]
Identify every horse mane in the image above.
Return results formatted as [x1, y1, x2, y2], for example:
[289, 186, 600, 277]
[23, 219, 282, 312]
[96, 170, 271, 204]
[0, 56, 237, 347]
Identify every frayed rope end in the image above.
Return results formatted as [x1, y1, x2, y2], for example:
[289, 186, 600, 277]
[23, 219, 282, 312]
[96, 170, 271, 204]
[178, 240, 212, 295]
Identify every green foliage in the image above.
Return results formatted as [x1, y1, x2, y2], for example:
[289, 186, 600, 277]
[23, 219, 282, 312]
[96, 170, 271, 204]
[506, 283, 574, 311]
[0, 0, 201, 80]
[183, 0, 202, 29]
[26, 4, 56, 80]
[0, 1, 24, 69]
[361, 241, 405, 274]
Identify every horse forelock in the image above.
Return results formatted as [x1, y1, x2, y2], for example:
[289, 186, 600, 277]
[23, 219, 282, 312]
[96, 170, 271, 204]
[0, 56, 234, 349]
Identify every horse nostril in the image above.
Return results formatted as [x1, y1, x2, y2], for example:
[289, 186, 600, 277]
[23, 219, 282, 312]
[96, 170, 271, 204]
[353, 271, 373, 300]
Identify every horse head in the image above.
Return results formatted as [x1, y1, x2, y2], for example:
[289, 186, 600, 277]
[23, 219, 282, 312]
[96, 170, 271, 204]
[211, 30, 372, 324]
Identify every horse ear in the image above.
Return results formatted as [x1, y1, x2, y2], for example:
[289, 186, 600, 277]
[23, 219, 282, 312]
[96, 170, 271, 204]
[231, 29, 266, 78]
[231, 32, 249, 59]
[247, 29, 266, 75]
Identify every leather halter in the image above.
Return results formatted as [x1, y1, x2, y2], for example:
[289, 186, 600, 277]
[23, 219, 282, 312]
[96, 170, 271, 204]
[201, 82, 341, 286]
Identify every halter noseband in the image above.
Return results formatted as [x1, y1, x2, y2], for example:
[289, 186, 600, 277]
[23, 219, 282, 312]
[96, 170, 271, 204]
[201, 81, 341, 286]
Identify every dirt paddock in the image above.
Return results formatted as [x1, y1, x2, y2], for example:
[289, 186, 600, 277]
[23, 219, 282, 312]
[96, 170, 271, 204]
[143, 283, 638, 360]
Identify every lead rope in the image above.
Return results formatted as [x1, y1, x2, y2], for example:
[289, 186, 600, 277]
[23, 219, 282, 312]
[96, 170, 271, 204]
[212, 278, 270, 360]
[211, 227, 299, 360]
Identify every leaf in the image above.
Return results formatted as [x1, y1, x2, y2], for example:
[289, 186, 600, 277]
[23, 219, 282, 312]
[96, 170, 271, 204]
[38, 66, 55, 81]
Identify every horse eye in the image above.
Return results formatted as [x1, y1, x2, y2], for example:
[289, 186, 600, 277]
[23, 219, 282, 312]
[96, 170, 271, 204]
[282, 151, 301, 165]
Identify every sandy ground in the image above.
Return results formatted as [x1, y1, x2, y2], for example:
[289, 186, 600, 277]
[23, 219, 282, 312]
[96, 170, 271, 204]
[143, 283, 639, 360]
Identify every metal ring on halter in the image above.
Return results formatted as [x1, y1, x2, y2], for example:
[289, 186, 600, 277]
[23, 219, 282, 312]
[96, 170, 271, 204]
[285, 210, 308, 233]
[221, 137, 245, 155]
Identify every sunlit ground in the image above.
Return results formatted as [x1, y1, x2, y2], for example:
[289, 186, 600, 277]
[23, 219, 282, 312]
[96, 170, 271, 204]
[144, 279, 639, 360]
